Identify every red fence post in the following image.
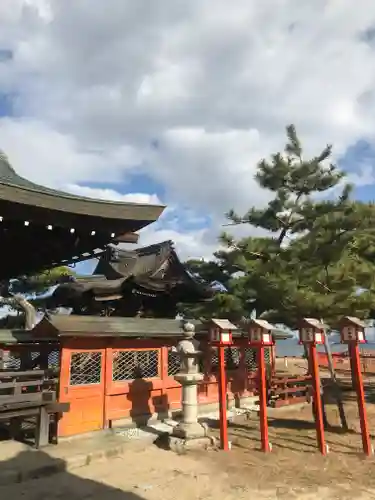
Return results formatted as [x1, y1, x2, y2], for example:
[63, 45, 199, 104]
[257, 345, 271, 452]
[349, 343, 372, 456]
[309, 344, 327, 455]
[218, 345, 229, 451]
[208, 319, 238, 452]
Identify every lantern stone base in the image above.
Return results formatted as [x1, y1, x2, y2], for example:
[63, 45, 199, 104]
[171, 421, 209, 440]
[168, 433, 216, 454]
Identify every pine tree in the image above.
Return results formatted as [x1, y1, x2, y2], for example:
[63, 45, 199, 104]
[9, 266, 76, 296]
[186, 125, 375, 327]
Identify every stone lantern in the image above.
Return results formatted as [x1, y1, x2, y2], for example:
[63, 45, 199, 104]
[248, 319, 274, 346]
[339, 316, 366, 344]
[168, 321, 213, 452]
[298, 318, 325, 345]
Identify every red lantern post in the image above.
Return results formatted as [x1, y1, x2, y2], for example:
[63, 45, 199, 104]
[248, 319, 275, 453]
[339, 316, 373, 456]
[208, 319, 237, 451]
[299, 318, 327, 455]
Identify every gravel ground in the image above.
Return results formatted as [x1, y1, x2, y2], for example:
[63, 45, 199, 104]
[2, 393, 375, 500]
[1, 359, 375, 499]
[0, 444, 374, 500]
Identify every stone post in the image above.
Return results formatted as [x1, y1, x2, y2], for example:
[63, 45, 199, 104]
[168, 322, 213, 452]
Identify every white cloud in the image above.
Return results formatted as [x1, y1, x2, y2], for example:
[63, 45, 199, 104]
[139, 226, 217, 261]
[65, 184, 162, 206]
[60, 185, 217, 260]
[2, 1, 375, 258]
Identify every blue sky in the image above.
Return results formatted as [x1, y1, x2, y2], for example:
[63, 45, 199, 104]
[83, 173, 166, 201]
[0, 94, 13, 117]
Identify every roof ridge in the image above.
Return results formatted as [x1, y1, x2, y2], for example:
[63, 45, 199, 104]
[0, 153, 165, 209]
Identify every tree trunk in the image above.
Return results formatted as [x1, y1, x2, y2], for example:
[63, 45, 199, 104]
[323, 329, 336, 382]
[321, 319, 348, 431]
[15, 295, 37, 330]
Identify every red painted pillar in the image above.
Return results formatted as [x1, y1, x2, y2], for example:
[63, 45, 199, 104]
[349, 343, 372, 456]
[309, 344, 327, 455]
[257, 345, 270, 452]
[218, 345, 229, 450]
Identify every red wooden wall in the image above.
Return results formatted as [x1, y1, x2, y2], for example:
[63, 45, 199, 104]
[0, 338, 274, 438]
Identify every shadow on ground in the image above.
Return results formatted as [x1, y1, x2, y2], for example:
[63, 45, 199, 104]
[0, 448, 147, 500]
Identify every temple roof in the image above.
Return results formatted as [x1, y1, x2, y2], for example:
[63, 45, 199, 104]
[0, 153, 165, 279]
[0, 153, 164, 224]
[94, 240, 192, 282]
[49, 240, 214, 306]
[0, 316, 293, 343]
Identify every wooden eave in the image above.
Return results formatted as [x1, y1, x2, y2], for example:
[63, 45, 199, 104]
[31, 316, 202, 338]
[0, 183, 164, 228]
[0, 329, 57, 345]
[0, 316, 292, 344]
[0, 154, 165, 231]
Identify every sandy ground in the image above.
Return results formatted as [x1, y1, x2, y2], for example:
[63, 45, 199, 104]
[2, 399, 375, 499]
[0, 440, 373, 500]
[2, 359, 375, 499]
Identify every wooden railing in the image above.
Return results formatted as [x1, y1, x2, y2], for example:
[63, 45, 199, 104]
[0, 369, 69, 448]
[0, 369, 57, 405]
[268, 374, 312, 408]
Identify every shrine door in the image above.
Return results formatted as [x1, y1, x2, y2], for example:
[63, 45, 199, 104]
[58, 341, 106, 437]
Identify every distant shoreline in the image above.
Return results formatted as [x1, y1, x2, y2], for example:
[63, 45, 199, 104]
[275, 354, 303, 359]
[275, 337, 375, 358]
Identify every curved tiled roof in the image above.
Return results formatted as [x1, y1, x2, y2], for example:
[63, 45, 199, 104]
[0, 152, 165, 222]
[49, 240, 214, 307]
[0, 152, 165, 279]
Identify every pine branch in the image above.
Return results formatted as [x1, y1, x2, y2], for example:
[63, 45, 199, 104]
[285, 124, 302, 159]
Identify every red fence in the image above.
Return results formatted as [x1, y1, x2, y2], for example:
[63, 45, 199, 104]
[0, 340, 276, 437]
[318, 351, 375, 375]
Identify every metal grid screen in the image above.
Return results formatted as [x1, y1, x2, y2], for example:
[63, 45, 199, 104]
[48, 350, 60, 370]
[1, 349, 60, 370]
[3, 352, 21, 370]
[211, 347, 240, 371]
[2, 352, 39, 370]
[69, 352, 102, 385]
[112, 349, 159, 381]
[245, 347, 271, 372]
[167, 348, 181, 376]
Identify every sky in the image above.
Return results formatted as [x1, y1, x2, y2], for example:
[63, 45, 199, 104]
[2, 1, 375, 275]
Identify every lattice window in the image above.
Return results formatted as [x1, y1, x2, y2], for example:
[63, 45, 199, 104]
[24, 352, 45, 369]
[245, 348, 257, 371]
[245, 347, 272, 372]
[3, 352, 21, 370]
[3, 351, 39, 369]
[211, 347, 240, 371]
[1, 349, 60, 371]
[48, 350, 60, 370]
[265, 347, 271, 366]
[168, 348, 181, 376]
[69, 352, 102, 385]
[29, 352, 42, 368]
[112, 349, 159, 381]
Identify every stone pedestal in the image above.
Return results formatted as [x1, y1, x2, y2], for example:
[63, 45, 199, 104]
[168, 322, 215, 453]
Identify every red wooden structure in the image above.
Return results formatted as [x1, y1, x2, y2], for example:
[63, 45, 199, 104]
[339, 317, 373, 456]
[208, 319, 237, 451]
[248, 319, 275, 453]
[0, 316, 276, 438]
[269, 374, 312, 408]
[299, 318, 327, 455]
